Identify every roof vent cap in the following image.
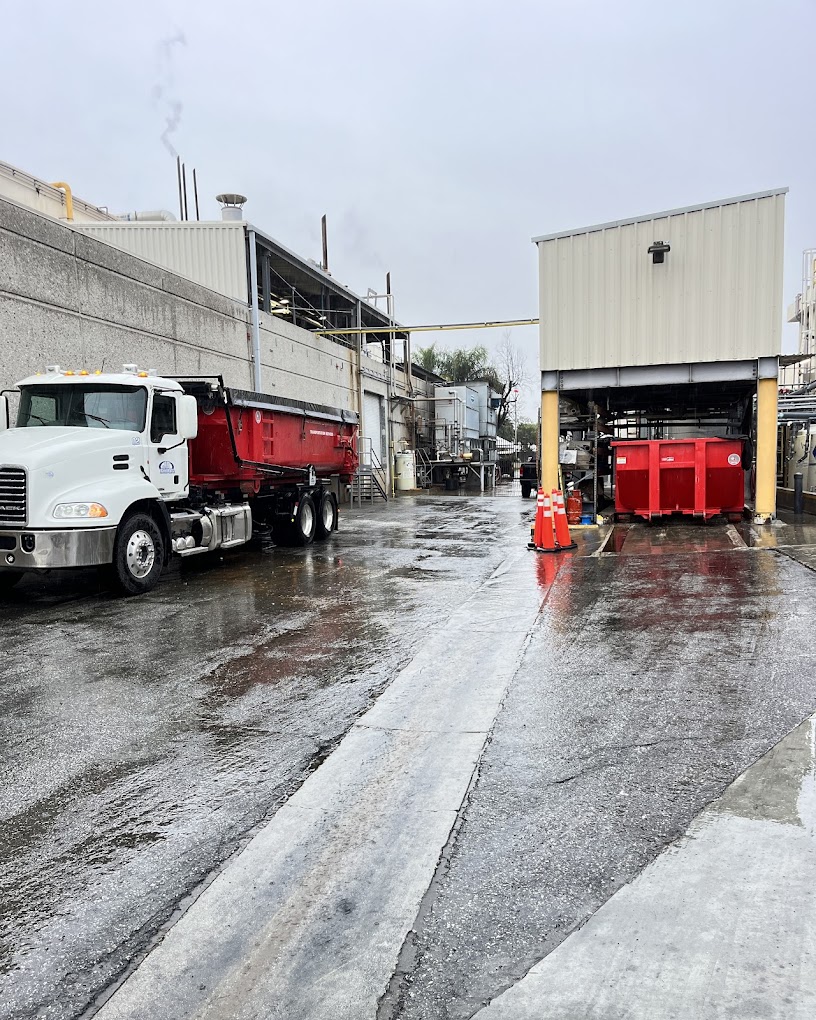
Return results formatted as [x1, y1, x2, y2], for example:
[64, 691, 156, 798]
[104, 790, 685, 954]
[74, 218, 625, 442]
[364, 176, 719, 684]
[216, 193, 247, 222]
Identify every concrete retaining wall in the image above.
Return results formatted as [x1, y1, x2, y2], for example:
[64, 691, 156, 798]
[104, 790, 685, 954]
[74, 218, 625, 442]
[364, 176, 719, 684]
[0, 196, 255, 389]
[777, 486, 816, 515]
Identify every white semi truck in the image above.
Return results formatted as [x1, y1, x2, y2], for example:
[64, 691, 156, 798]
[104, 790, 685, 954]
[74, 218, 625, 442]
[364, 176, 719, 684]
[0, 364, 359, 596]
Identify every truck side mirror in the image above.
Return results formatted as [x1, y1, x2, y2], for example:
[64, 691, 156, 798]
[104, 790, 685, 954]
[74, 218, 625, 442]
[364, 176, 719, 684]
[178, 395, 199, 440]
[0, 394, 8, 431]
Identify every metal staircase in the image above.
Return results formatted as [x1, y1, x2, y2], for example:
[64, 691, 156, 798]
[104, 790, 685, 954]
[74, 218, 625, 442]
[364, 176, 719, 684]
[415, 447, 433, 489]
[352, 438, 388, 504]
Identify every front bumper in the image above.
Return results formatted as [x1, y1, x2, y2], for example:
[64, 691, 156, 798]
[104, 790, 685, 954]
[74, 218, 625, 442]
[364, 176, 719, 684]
[0, 527, 117, 570]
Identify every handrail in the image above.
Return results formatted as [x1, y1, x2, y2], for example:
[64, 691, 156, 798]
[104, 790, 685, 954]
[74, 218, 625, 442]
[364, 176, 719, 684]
[354, 436, 388, 500]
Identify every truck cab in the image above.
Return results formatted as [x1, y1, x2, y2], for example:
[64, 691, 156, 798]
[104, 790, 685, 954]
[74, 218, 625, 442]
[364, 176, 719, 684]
[0, 364, 198, 595]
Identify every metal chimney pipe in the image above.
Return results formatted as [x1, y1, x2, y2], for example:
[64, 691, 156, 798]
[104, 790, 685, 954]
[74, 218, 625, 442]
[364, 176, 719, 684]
[176, 157, 183, 220]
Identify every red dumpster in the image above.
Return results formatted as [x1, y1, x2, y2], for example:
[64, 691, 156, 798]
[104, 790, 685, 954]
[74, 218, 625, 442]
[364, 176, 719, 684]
[611, 438, 745, 521]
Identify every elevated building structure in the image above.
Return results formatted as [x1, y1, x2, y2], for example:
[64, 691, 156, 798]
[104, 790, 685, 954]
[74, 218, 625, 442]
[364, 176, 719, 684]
[533, 189, 787, 522]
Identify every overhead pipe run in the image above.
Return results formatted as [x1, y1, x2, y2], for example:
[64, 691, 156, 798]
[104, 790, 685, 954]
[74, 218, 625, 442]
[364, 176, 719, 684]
[50, 182, 73, 221]
[117, 210, 177, 222]
[248, 228, 263, 391]
[315, 317, 539, 336]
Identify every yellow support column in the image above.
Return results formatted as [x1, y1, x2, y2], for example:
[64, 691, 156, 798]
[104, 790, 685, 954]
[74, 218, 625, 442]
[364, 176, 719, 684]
[754, 376, 778, 523]
[541, 389, 560, 493]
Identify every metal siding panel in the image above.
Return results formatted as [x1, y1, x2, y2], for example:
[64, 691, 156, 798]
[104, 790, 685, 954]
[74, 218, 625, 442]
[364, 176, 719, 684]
[539, 192, 784, 373]
[70, 223, 248, 302]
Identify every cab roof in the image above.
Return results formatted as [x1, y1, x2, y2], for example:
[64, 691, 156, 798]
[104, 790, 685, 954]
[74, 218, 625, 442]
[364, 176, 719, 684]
[16, 365, 183, 391]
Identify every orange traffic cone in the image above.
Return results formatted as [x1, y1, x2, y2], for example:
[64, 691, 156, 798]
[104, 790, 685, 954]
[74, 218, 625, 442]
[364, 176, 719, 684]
[552, 490, 577, 550]
[535, 493, 559, 554]
[528, 488, 545, 549]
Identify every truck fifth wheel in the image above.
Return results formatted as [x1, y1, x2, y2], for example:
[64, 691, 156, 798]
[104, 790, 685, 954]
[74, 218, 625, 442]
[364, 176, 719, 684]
[0, 365, 359, 595]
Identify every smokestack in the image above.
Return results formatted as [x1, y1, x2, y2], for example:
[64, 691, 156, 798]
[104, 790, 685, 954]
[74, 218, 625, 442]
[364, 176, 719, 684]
[321, 214, 329, 273]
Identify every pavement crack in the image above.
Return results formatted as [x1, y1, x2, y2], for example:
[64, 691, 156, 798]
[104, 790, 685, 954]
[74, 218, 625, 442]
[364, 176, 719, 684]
[550, 736, 709, 785]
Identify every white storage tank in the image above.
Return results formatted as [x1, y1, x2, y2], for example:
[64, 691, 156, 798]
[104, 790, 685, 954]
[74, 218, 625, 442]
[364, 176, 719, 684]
[394, 450, 417, 491]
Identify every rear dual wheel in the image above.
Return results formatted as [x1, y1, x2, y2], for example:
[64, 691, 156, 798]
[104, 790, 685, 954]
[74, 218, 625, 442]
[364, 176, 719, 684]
[289, 491, 338, 546]
[292, 495, 317, 546]
[315, 492, 338, 540]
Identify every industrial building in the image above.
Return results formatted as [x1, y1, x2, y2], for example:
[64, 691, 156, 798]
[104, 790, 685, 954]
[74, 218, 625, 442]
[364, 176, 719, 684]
[0, 159, 501, 497]
[534, 189, 787, 523]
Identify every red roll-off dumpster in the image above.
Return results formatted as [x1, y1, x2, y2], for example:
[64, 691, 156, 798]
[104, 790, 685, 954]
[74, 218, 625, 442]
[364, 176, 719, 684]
[611, 438, 745, 521]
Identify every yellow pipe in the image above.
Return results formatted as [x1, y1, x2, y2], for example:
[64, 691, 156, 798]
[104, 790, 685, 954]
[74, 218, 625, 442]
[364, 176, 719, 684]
[315, 318, 539, 336]
[50, 181, 73, 221]
[540, 390, 560, 493]
[754, 377, 778, 522]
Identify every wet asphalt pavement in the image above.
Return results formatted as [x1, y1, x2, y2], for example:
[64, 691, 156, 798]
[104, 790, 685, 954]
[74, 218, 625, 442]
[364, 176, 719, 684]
[0, 497, 517, 1020]
[2, 498, 816, 1019]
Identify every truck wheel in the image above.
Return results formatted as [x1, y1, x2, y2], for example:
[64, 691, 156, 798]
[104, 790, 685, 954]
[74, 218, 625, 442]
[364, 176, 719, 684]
[112, 513, 164, 595]
[315, 492, 338, 540]
[292, 495, 317, 546]
[0, 571, 23, 595]
[521, 483, 532, 499]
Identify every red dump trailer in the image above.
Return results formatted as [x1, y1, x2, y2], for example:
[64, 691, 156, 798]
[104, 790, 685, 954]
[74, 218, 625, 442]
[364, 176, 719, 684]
[182, 379, 359, 546]
[187, 383, 358, 491]
[612, 438, 746, 522]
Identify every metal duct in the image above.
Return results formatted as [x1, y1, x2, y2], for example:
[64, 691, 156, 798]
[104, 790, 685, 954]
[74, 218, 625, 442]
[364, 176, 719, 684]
[117, 210, 177, 222]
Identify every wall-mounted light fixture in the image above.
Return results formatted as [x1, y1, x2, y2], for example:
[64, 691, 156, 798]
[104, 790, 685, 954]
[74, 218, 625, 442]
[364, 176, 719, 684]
[647, 240, 671, 264]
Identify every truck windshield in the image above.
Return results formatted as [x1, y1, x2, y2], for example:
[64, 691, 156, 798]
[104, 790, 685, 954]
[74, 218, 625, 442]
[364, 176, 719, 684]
[17, 385, 148, 432]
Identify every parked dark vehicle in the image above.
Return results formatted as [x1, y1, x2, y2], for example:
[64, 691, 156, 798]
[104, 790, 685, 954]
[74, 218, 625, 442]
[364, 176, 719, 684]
[520, 459, 538, 498]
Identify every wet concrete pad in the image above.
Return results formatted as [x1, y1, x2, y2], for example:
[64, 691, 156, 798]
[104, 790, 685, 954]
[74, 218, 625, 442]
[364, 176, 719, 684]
[392, 549, 816, 1019]
[476, 714, 816, 1019]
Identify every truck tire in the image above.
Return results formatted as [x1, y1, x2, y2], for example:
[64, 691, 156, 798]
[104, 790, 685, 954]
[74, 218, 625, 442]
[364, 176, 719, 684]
[292, 494, 317, 546]
[521, 483, 532, 499]
[112, 513, 165, 595]
[315, 491, 338, 540]
[0, 571, 23, 595]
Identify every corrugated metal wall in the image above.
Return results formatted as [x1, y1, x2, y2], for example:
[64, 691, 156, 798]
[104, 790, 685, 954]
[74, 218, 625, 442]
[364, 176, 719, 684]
[537, 192, 786, 372]
[72, 222, 249, 303]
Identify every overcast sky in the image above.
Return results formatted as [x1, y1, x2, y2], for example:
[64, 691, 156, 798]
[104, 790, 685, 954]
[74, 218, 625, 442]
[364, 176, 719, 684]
[3, 0, 813, 417]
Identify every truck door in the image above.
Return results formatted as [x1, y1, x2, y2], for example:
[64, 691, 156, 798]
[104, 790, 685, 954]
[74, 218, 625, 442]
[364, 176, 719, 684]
[147, 392, 189, 500]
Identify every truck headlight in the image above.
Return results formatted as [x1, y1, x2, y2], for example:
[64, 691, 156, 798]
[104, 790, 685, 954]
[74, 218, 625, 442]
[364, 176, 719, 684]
[53, 502, 108, 519]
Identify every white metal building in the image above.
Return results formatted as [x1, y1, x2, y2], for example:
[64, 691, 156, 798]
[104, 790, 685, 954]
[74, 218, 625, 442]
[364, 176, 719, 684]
[533, 189, 788, 522]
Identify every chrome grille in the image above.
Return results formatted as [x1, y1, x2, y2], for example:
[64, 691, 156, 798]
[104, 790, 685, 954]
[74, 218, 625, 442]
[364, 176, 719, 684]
[0, 467, 26, 526]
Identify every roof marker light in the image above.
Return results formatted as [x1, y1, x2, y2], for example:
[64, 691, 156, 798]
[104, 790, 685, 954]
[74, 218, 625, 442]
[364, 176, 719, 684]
[79, 370, 89, 376]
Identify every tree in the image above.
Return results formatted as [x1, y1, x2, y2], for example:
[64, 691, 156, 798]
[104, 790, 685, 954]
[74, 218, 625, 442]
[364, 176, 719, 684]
[492, 331, 528, 431]
[414, 344, 491, 383]
[498, 419, 538, 451]
[414, 343, 440, 374]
